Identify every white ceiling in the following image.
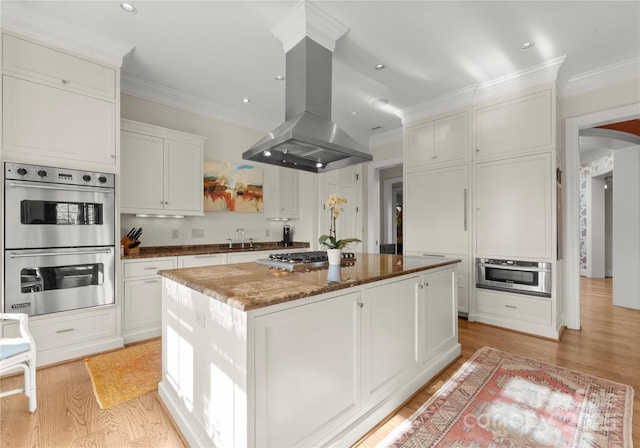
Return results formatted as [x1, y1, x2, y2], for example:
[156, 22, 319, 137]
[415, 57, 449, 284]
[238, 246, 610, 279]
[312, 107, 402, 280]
[2, 1, 639, 147]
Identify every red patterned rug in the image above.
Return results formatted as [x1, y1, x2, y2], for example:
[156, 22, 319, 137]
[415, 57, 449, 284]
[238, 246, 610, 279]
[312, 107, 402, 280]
[380, 347, 634, 447]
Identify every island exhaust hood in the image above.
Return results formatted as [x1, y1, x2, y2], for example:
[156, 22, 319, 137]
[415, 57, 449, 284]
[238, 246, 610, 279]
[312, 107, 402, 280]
[242, 36, 372, 173]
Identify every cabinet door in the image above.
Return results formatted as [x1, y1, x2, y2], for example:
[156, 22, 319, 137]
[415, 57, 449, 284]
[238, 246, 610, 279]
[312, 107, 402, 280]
[3, 76, 116, 166]
[280, 168, 300, 218]
[404, 165, 468, 254]
[123, 278, 162, 332]
[362, 277, 419, 404]
[320, 166, 361, 243]
[404, 121, 435, 170]
[178, 253, 227, 268]
[120, 131, 165, 211]
[420, 268, 456, 363]
[475, 89, 552, 159]
[254, 292, 361, 447]
[434, 111, 469, 164]
[476, 153, 552, 259]
[165, 139, 203, 214]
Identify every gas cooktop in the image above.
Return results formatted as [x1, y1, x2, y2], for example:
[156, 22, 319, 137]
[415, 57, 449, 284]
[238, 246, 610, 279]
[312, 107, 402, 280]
[256, 251, 355, 271]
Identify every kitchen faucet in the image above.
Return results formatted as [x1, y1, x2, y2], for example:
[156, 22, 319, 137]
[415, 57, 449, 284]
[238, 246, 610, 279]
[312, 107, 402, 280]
[226, 238, 233, 249]
[236, 228, 245, 248]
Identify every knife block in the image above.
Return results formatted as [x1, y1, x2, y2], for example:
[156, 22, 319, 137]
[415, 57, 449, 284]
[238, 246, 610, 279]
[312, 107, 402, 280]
[120, 236, 140, 255]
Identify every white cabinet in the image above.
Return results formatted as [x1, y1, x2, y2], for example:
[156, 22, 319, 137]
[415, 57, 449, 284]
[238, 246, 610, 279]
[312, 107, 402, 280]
[122, 257, 176, 343]
[404, 110, 470, 172]
[2, 32, 118, 169]
[475, 153, 552, 259]
[264, 166, 300, 220]
[320, 165, 362, 243]
[475, 88, 553, 160]
[361, 276, 419, 405]
[121, 120, 206, 216]
[405, 165, 469, 255]
[178, 253, 227, 268]
[418, 267, 457, 363]
[23, 307, 121, 366]
[254, 291, 362, 448]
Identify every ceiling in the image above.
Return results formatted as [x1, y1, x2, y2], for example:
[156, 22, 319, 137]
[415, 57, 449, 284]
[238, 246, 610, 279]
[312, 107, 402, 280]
[2, 1, 639, 147]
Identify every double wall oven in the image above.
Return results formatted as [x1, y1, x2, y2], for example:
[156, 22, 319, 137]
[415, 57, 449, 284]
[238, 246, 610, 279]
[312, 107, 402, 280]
[4, 162, 115, 316]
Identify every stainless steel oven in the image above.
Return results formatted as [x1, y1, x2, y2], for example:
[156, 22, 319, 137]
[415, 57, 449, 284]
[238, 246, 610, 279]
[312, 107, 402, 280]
[476, 258, 551, 298]
[4, 162, 116, 316]
[4, 247, 115, 316]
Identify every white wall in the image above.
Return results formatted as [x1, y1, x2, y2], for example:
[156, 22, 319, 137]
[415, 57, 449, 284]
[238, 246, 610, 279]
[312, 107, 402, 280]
[120, 94, 318, 247]
[612, 145, 640, 310]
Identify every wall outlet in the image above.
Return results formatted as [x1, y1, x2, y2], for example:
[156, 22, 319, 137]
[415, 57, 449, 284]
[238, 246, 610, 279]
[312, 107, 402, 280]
[192, 228, 205, 238]
[171, 229, 179, 239]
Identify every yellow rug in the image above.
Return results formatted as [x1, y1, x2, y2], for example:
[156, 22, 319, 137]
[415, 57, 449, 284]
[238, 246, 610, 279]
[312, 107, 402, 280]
[85, 339, 162, 409]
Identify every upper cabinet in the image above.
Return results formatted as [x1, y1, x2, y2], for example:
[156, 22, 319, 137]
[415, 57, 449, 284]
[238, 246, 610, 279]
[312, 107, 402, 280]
[474, 88, 553, 161]
[404, 109, 470, 173]
[1, 32, 118, 170]
[264, 166, 300, 220]
[121, 120, 206, 216]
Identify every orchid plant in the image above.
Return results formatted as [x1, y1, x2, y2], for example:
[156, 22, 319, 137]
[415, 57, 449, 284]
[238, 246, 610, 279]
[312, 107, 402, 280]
[319, 193, 361, 250]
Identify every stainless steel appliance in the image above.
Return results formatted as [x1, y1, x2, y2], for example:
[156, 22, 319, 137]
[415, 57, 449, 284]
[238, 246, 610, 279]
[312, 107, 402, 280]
[476, 258, 551, 298]
[282, 225, 291, 247]
[256, 251, 355, 272]
[4, 162, 116, 316]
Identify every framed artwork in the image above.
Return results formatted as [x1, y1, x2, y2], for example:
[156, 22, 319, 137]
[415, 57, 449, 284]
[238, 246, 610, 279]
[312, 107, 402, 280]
[203, 160, 263, 212]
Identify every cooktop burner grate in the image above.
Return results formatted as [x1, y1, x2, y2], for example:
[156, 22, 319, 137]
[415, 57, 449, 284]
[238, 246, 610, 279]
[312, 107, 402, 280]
[256, 251, 356, 271]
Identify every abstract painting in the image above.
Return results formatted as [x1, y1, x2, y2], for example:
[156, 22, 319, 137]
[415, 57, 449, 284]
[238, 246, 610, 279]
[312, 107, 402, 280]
[203, 160, 263, 212]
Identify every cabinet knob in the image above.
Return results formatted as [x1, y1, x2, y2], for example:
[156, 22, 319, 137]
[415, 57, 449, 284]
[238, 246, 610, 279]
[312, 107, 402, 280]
[61, 79, 68, 84]
[358, 302, 364, 308]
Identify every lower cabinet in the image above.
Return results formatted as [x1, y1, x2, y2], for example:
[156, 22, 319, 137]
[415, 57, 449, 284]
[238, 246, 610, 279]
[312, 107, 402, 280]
[419, 268, 458, 362]
[254, 291, 362, 448]
[3, 307, 122, 366]
[178, 253, 227, 268]
[122, 257, 176, 343]
[361, 276, 419, 405]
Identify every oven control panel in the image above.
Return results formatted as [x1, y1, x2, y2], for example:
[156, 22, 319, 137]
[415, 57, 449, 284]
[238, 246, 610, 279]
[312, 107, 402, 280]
[5, 162, 115, 188]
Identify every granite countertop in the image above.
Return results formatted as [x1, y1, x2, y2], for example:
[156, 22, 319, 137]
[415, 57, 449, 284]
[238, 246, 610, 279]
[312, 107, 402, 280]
[121, 241, 310, 260]
[158, 253, 461, 312]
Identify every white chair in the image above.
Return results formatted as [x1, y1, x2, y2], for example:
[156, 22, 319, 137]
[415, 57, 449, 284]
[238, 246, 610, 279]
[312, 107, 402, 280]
[0, 313, 37, 412]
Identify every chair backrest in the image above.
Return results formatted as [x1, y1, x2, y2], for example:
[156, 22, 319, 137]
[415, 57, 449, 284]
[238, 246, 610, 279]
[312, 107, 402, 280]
[0, 313, 36, 355]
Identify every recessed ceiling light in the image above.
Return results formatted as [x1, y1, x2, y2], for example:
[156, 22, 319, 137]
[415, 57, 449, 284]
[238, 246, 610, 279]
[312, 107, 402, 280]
[242, 98, 251, 103]
[351, 111, 358, 116]
[275, 75, 285, 81]
[372, 98, 389, 108]
[520, 41, 535, 50]
[120, 2, 137, 13]
[375, 64, 385, 70]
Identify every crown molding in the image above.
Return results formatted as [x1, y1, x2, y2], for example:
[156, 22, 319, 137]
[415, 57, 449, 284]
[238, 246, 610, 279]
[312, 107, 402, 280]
[398, 86, 476, 126]
[121, 75, 277, 133]
[271, 1, 348, 53]
[0, 3, 132, 67]
[369, 128, 403, 147]
[472, 56, 566, 104]
[562, 57, 640, 97]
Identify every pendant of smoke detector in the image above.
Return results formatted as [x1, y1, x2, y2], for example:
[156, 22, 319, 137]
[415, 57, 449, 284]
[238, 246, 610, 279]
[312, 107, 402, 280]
[243, 1, 372, 173]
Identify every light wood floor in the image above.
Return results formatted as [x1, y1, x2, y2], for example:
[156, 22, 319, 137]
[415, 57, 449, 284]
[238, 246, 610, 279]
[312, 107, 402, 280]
[1, 277, 637, 447]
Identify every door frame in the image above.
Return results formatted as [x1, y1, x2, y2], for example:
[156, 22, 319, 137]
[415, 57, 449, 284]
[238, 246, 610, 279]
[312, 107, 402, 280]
[564, 102, 640, 330]
[367, 157, 403, 253]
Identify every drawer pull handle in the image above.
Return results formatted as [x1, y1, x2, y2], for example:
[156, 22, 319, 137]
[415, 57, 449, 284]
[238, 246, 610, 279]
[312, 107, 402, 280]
[505, 305, 517, 309]
[145, 279, 159, 284]
[56, 328, 75, 333]
[144, 267, 158, 270]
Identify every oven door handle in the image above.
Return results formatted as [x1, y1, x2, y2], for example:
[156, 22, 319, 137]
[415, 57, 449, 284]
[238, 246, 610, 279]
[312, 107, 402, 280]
[479, 263, 549, 273]
[8, 248, 113, 258]
[8, 182, 114, 194]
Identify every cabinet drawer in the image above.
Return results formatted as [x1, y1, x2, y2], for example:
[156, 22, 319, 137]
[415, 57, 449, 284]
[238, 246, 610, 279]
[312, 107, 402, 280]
[476, 289, 551, 324]
[124, 258, 176, 278]
[30, 308, 116, 351]
[3, 33, 116, 99]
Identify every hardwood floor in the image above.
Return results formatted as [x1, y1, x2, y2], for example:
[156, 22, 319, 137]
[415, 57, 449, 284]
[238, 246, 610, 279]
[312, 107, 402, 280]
[1, 277, 637, 447]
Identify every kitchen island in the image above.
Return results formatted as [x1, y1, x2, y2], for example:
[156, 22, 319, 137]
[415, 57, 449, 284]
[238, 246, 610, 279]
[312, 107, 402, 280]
[158, 253, 461, 448]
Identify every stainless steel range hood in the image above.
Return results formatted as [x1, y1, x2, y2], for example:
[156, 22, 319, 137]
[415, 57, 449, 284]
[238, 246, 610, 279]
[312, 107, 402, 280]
[243, 37, 372, 173]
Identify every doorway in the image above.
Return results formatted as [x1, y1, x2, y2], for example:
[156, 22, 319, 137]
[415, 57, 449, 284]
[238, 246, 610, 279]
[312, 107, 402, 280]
[565, 103, 640, 329]
[367, 157, 403, 254]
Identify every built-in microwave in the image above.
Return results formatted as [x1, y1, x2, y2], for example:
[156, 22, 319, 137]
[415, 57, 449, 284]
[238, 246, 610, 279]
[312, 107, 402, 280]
[476, 258, 551, 298]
